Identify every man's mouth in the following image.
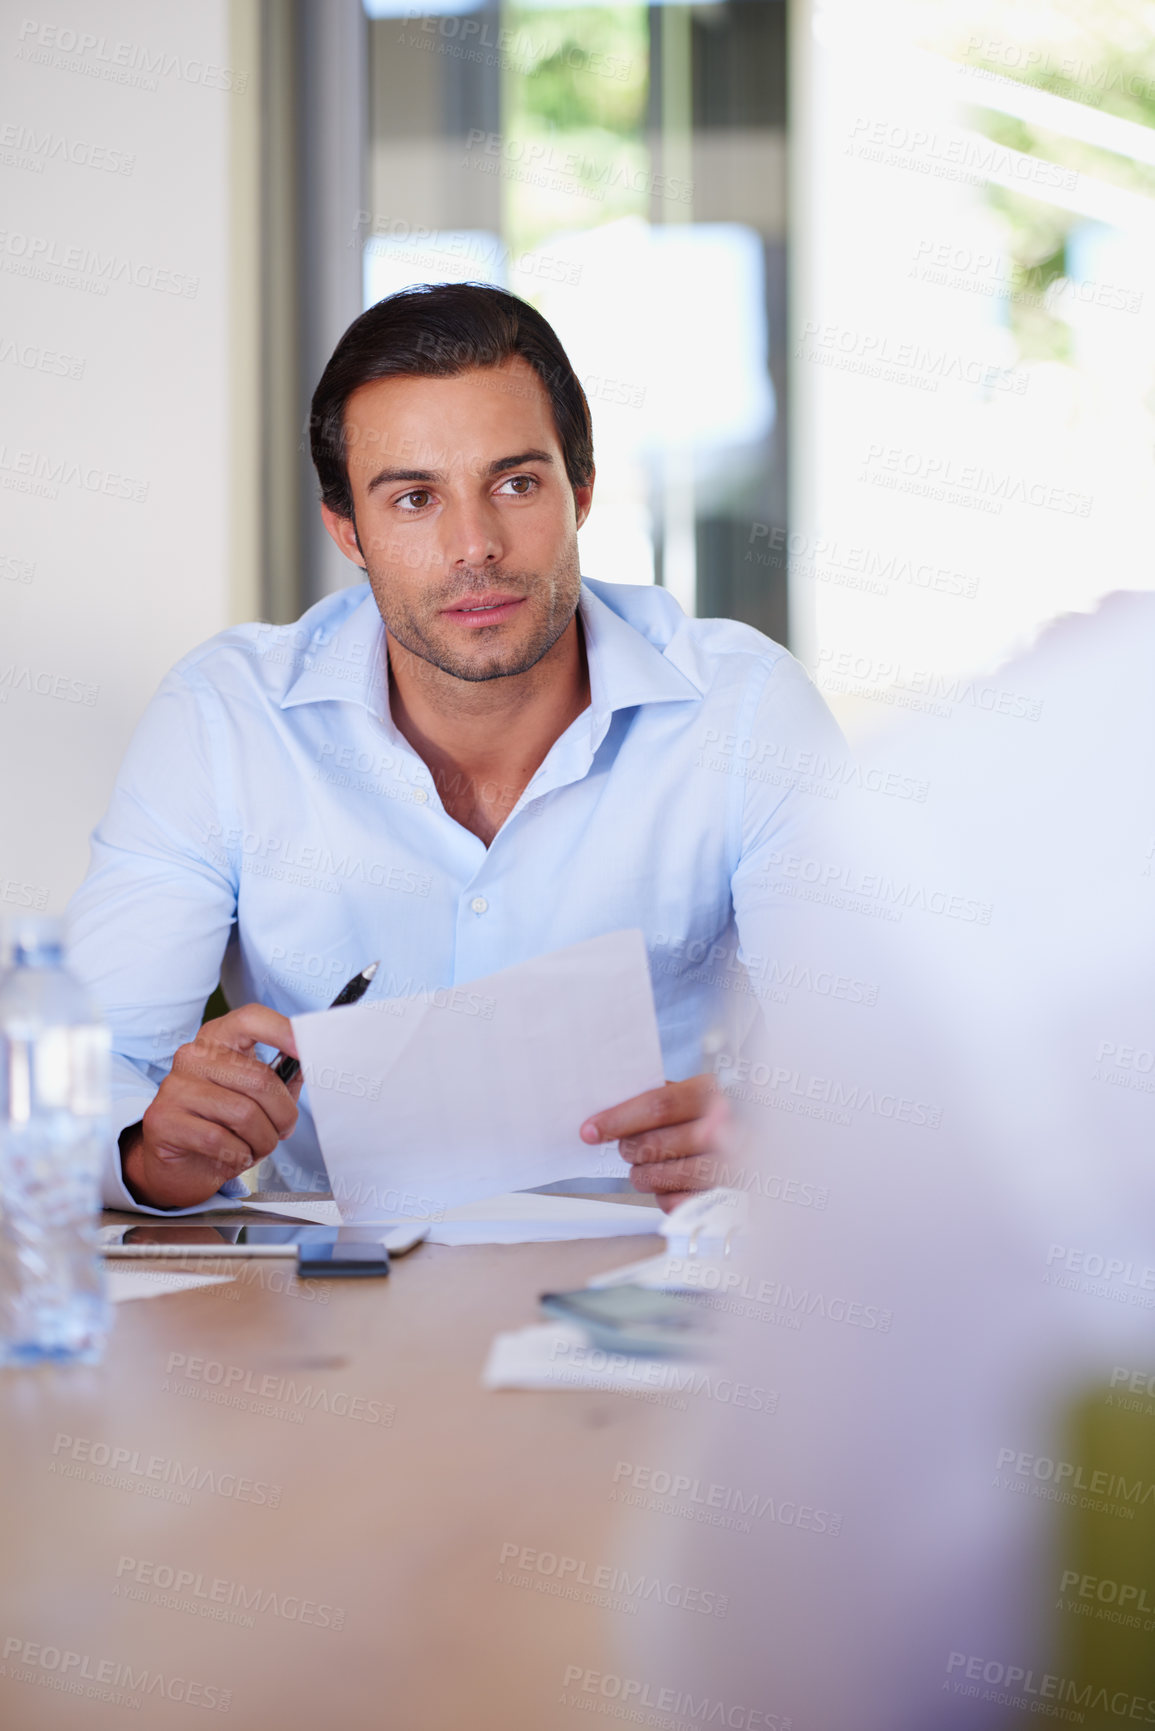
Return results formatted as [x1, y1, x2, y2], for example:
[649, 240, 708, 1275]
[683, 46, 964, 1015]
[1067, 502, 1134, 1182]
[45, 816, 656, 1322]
[441, 594, 526, 628]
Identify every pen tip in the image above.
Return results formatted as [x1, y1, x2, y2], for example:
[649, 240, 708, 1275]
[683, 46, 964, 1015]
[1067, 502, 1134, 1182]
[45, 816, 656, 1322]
[363, 962, 379, 979]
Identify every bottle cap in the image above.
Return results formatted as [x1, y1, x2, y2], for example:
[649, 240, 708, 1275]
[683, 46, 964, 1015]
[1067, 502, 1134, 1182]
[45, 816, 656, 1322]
[5, 913, 65, 966]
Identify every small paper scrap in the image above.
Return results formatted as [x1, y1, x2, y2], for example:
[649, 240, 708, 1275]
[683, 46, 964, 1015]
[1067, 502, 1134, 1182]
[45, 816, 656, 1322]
[483, 1322, 708, 1394]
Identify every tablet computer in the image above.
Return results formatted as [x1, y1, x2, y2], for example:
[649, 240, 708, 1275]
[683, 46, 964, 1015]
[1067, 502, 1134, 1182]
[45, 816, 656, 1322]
[98, 1222, 427, 1257]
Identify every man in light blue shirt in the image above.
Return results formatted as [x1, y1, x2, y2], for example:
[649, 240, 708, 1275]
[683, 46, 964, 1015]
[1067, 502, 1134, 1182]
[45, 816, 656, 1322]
[67, 284, 845, 1214]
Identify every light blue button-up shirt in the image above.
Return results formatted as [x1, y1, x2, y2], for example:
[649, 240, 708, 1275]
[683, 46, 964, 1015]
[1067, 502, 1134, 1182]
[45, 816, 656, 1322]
[67, 578, 845, 1209]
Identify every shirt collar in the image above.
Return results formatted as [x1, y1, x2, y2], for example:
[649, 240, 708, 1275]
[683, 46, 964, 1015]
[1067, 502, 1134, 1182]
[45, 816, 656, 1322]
[277, 579, 702, 727]
[278, 586, 390, 720]
[579, 582, 702, 732]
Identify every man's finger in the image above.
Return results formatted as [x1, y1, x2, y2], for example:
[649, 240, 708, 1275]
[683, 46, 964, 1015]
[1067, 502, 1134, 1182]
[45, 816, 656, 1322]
[171, 1079, 283, 1160]
[656, 1191, 695, 1214]
[629, 1152, 723, 1194]
[200, 1003, 298, 1060]
[145, 1107, 255, 1176]
[579, 1075, 715, 1144]
[171, 1046, 298, 1139]
[618, 1118, 716, 1166]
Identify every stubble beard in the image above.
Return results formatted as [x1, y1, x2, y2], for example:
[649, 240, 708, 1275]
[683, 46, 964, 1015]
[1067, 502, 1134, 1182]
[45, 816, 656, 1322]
[367, 545, 582, 684]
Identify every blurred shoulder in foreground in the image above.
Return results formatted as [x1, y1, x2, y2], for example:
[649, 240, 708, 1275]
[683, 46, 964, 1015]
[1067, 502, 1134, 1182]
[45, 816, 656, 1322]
[615, 593, 1155, 1731]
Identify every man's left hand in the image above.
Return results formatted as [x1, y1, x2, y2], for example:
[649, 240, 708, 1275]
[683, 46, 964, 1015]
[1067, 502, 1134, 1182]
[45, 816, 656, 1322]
[580, 1075, 727, 1214]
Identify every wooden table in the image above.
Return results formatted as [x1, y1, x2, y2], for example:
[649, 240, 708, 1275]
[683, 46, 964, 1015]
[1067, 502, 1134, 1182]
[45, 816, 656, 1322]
[0, 1200, 670, 1730]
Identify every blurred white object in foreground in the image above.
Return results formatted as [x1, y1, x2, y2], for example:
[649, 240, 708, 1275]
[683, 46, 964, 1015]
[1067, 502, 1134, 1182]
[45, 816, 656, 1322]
[616, 594, 1155, 1730]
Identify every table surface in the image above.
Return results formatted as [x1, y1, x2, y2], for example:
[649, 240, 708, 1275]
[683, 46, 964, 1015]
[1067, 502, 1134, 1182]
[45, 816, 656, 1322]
[0, 1197, 671, 1731]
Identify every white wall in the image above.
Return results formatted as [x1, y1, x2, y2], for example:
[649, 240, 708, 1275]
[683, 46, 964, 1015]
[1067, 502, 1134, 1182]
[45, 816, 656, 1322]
[0, 2, 240, 912]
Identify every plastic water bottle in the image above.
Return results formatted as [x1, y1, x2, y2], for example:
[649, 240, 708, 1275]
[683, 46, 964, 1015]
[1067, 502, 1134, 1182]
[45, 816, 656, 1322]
[0, 915, 112, 1364]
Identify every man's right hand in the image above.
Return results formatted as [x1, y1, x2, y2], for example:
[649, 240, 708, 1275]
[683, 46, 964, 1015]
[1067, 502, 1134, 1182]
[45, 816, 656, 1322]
[120, 1005, 301, 1210]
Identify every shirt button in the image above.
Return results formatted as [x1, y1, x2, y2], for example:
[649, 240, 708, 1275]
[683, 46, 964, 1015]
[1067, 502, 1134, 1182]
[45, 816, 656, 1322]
[412, 788, 429, 805]
[470, 896, 489, 915]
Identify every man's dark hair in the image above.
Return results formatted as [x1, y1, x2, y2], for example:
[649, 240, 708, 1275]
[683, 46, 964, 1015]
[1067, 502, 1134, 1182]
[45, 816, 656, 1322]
[310, 282, 594, 521]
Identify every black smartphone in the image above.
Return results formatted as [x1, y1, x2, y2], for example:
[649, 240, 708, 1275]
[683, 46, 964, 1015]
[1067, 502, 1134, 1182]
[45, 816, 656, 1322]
[296, 1239, 390, 1278]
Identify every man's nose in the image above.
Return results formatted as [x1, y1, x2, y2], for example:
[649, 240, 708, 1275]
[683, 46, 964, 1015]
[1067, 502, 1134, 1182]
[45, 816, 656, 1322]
[443, 498, 504, 567]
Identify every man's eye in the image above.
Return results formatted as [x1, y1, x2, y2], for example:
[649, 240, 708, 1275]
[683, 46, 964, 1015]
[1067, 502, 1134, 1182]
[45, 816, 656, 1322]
[398, 489, 432, 510]
[500, 474, 537, 496]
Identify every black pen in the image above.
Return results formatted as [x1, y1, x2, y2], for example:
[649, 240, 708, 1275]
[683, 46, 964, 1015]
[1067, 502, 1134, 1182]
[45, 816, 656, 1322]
[270, 962, 379, 1087]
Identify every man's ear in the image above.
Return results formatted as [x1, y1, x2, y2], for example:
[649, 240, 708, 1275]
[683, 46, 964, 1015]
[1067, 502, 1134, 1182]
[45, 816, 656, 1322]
[573, 470, 595, 532]
[320, 502, 366, 569]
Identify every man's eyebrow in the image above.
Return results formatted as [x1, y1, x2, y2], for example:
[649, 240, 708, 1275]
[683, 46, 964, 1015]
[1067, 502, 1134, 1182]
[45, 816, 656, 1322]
[364, 450, 555, 495]
[365, 466, 442, 494]
[486, 449, 554, 477]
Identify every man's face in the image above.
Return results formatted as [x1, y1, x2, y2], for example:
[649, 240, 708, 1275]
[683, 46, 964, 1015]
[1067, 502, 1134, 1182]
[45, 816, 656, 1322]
[325, 358, 592, 683]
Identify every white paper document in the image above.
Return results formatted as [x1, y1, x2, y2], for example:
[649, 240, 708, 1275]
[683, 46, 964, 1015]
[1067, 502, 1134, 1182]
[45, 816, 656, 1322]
[239, 1192, 660, 1245]
[425, 1192, 663, 1245]
[242, 1199, 345, 1227]
[291, 931, 665, 1223]
[483, 1322, 709, 1393]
